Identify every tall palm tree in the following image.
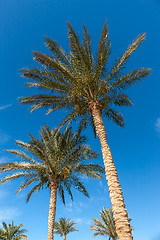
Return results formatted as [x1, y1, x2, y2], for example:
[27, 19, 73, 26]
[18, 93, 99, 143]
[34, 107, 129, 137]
[19, 21, 151, 239]
[54, 217, 78, 240]
[90, 208, 117, 240]
[0, 221, 28, 240]
[0, 126, 104, 240]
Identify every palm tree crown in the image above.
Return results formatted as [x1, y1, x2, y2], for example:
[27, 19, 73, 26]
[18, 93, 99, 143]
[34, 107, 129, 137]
[19, 20, 151, 131]
[54, 218, 78, 238]
[90, 208, 117, 240]
[0, 126, 103, 203]
[0, 221, 28, 240]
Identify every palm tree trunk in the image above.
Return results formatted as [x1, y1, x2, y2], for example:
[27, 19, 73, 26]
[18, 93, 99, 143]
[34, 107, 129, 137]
[89, 100, 133, 240]
[63, 234, 66, 240]
[48, 179, 59, 240]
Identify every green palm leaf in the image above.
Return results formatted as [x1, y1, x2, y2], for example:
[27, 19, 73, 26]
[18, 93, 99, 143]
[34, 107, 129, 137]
[54, 217, 78, 238]
[0, 221, 27, 240]
[90, 208, 117, 240]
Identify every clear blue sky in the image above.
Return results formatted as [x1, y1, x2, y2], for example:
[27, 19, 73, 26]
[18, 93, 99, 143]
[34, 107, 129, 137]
[0, 0, 160, 239]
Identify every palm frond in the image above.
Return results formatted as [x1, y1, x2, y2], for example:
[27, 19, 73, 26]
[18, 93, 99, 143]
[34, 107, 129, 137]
[74, 163, 104, 179]
[67, 22, 87, 70]
[58, 182, 65, 204]
[111, 93, 133, 107]
[0, 172, 31, 184]
[108, 68, 151, 90]
[17, 176, 39, 194]
[62, 180, 73, 201]
[44, 36, 71, 66]
[4, 149, 39, 165]
[70, 176, 89, 198]
[19, 94, 66, 113]
[82, 24, 93, 70]
[26, 182, 42, 202]
[106, 33, 147, 84]
[103, 108, 124, 127]
[33, 51, 75, 81]
[90, 208, 117, 240]
[94, 20, 110, 82]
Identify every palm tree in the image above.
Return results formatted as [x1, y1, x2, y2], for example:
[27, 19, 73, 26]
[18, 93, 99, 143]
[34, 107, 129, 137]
[0, 221, 28, 240]
[0, 126, 104, 240]
[19, 21, 151, 239]
[54, 217, 78, 240]
[90, 208, 117, 240]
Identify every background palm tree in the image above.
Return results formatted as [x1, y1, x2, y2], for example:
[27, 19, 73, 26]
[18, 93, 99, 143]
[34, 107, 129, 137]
[19, 21, 151, 239]
[0, 126, 104, 240]
[90, 208, 132, 240]
[90, 208, 117, 240]
[0, 221, 28, 240]
[54, 217, 78, 240]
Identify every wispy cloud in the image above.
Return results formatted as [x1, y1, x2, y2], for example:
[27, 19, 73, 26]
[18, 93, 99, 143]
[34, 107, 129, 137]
[0, 131, 11, 145]
[65, 201, 89, 213]
[63, 194, 107, 215]
[0, 104, 12, 111]
[155, 118, 160, 134]
[0, 190, 9, 200]
[0, 207, 20, 222]
[0, 156, 10, 163]
[73, 217, 83, 224]
[65, 202, 73, 212]
[73, 217, 92, 226]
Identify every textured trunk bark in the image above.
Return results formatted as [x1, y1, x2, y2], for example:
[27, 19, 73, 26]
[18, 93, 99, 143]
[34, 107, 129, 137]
[63, 234, 66, 240]
[90, 101, 133, 240]
[48, 179, 59, 240]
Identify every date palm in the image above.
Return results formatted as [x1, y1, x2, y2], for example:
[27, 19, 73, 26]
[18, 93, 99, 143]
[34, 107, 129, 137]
[19, 21, 151, 239]
[90, 208, 117, 240]
[54, 217, 78, 240]
[0, 126, 104, 240]
[0, 221, 28, 240]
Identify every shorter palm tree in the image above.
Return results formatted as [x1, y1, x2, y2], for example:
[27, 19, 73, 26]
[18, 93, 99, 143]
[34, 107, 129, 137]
[90, 208, 117, 240]
[54, 218, 78, 240]
[0, 126, 104, 240]
[0, 221, 28, 240]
